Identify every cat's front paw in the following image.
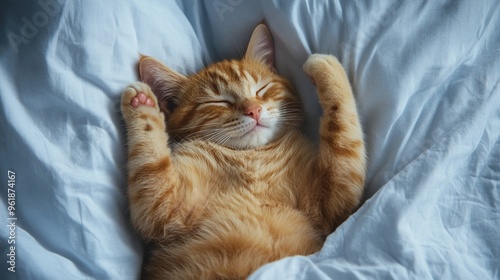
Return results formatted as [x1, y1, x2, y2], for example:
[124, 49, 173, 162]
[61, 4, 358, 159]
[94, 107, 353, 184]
[303, 54, 344, 87]
[121, 82, 161, 121]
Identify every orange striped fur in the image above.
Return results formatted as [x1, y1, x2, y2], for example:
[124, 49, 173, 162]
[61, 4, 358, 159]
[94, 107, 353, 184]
[120, 24, 366, 279]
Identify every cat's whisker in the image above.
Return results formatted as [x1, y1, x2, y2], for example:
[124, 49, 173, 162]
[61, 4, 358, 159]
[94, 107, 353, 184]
[208, 132, 232, 145]
[278, 118, 303, 123]
[182, 127, 231, 147]
[168, 123, 212, 133]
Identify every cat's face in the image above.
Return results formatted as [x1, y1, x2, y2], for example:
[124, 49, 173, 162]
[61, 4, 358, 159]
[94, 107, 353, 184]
[169, 59, 301, 149]
[139, 24, 303, 149]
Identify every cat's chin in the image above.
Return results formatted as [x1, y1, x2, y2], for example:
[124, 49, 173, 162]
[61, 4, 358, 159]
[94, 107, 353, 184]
[222, 126, 276, 150]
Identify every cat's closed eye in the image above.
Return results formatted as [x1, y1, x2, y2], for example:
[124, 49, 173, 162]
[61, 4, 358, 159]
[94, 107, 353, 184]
[206, 100, 232, 106]
[256, 83, 271, 97]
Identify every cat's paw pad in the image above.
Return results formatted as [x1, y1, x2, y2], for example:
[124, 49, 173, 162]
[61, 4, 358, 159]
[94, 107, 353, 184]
[131, 92, 155, 108]
[121, 82, 160, 119]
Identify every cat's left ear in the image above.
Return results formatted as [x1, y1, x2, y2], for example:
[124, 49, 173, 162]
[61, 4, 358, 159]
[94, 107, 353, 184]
[139, 55, 186, 115]
[245, 24, 275, 69]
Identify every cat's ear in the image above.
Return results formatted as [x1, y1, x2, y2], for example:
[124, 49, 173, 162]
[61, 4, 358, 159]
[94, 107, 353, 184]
[245, 24, 275, 69]
[139, 55, 186, 114]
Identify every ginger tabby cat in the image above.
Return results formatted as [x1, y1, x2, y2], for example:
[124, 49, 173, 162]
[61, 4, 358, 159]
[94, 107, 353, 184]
[120, 24, 366, 279]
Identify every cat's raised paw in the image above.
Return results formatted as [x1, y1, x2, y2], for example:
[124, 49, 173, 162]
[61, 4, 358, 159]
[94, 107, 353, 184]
[121, 82, 161, 121]
[122, 82, 158, 107]
[303, 54, 344, 86]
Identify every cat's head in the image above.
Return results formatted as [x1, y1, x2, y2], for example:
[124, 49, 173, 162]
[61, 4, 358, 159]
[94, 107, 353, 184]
[139, 24, 303, 150]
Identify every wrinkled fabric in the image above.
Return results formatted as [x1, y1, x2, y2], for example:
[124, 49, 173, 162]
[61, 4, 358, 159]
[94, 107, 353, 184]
[0, 1, 498, 279]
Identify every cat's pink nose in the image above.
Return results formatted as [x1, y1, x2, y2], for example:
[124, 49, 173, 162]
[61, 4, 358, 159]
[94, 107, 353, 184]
[244, 104, 262, 121]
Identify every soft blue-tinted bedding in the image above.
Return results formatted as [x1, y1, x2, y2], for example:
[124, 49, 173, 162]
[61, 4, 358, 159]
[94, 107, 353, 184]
[1, 1, 499, 279]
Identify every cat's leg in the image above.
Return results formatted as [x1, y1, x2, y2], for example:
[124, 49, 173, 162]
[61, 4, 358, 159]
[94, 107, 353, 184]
[303, 54, 366, 234]
[121, 82, 193, 241]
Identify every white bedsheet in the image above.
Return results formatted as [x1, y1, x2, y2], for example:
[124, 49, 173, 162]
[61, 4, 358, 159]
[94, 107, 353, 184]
[1, 1, 499, 279]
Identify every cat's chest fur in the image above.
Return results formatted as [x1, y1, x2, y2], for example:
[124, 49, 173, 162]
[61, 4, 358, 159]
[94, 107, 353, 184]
[172, 130, 316, 210]
[167, 130, 323, 259]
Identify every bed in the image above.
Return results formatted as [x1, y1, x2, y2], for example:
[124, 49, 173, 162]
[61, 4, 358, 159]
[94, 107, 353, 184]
[1, 1, 499, 279]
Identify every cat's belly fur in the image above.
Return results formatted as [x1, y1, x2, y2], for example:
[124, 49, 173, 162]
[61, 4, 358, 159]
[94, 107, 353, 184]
[145, 133, 322, 279]
[146, 201, 322, 279]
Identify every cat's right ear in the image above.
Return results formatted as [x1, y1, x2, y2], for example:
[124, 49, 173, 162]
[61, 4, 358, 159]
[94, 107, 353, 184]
[139, 55, 186, 114]
[245, 24, 275, 69]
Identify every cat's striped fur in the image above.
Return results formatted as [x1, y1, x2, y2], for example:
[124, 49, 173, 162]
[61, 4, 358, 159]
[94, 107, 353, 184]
[121, 24, 366, 279]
